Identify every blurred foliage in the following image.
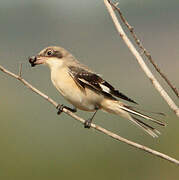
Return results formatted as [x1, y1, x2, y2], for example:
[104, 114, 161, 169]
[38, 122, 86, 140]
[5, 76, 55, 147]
[0, 0, 179, 180]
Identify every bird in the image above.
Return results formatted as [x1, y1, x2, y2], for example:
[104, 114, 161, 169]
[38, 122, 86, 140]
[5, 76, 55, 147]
[28, 46, 166, 138]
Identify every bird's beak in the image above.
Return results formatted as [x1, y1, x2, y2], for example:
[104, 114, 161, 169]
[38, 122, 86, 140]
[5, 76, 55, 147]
[28, 56, 45, 67]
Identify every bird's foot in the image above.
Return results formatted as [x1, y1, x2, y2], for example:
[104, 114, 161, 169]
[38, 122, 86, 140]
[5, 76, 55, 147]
[56, 104, 64, 115]
[56, 104, 77, 115]
[84, 109, 98, 128]
[84, 119, 92, 128]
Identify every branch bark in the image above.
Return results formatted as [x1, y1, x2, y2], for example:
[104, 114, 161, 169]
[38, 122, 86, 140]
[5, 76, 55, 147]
[0, 64, 179, 165]
[109, 1, 179, 99]
[104, 0, 179, 117]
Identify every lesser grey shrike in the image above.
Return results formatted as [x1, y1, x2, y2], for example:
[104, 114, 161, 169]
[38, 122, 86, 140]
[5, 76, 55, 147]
[29, 46, 166, 137]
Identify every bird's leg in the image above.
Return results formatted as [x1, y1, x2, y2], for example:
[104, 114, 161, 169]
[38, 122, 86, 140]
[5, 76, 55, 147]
[84, 107, 99, 128]
[56, 104, 77, 115]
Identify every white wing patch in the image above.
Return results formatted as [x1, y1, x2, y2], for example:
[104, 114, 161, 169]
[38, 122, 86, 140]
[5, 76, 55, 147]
[99, 84, 110, 93]
[78, 78, 90, 85]
[79, 77, 111, 94]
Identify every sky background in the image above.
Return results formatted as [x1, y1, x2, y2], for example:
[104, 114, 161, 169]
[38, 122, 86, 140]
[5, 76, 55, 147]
[0, 0, 179, 180]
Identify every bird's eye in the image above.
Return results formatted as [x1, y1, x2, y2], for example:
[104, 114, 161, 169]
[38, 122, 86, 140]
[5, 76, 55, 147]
[46, 50, 53, 56]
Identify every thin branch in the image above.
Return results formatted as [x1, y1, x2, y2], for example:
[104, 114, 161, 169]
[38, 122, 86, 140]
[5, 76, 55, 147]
[18, 63, 23, 77]
[104, 0, 179, 117]
[0, 64, 179, 165]
[108, 0, 179, 98]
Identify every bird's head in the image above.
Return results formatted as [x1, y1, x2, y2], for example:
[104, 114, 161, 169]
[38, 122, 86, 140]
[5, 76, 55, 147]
[28, 46, 72, 69]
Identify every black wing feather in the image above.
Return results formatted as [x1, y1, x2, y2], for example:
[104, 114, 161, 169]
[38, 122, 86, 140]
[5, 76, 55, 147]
[68, 66, 137, 104]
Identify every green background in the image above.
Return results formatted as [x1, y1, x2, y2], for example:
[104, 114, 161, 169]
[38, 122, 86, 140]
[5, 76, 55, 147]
[0, 0, 179, 179]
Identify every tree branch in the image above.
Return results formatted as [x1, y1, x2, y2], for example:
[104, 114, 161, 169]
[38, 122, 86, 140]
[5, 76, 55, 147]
[104, 0, 179, 117]
[0, 64, 179, 165]
[108, 0, 179, 98]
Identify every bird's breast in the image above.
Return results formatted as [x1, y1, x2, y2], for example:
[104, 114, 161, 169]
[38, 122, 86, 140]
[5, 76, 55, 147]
[50, 67, 103, 111]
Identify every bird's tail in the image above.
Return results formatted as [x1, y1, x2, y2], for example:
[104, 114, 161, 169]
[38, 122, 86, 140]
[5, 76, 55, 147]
[101, 99, 166, 138]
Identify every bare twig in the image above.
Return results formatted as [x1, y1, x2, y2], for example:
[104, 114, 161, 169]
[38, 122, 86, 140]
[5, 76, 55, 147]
[104, 0, 179, 117]
[0, 64, 179, 165]
[18, 63, 23, 77]
[109, 0, 179, 98]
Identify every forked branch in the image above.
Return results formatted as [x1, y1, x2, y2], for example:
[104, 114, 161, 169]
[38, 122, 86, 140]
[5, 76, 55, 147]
[0, 64, 179, 165]
[108, 0, 179, 98]
[104, 0, 179, 117]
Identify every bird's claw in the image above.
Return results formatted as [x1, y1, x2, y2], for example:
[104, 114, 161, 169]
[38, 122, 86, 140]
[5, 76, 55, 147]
[84, 119, 92, 128]
[56, 104, 64, 115]
[56, 104, 77, 115]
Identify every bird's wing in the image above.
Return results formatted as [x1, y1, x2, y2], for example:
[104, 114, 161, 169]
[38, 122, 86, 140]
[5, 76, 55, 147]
[68, 66, 137, 104]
